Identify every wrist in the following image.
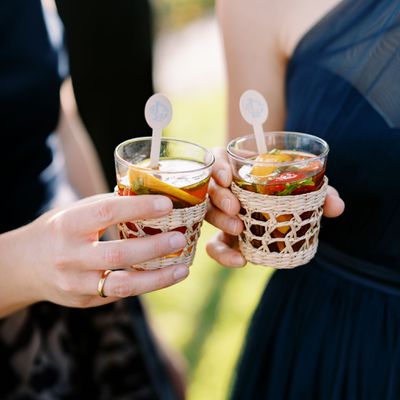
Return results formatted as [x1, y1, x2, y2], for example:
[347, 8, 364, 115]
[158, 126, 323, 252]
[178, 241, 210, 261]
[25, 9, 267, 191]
[0, 224, 43, 317]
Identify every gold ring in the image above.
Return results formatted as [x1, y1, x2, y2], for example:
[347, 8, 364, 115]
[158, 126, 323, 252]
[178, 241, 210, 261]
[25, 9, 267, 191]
[97, 269, 113, 298]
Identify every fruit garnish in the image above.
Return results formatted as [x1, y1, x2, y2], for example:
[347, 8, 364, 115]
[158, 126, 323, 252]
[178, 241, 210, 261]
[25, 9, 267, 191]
[129, 168, 203, 205]
[274, 176, 315, 196]
[268, 171, 307, 184]
[263, 212, 293, 234]
[298, 159, 323, 173]
[251, 151, 292, 178]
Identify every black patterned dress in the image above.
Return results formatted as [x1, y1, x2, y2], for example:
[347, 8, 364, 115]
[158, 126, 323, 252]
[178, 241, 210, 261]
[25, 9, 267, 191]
[0, 1, 176, 399]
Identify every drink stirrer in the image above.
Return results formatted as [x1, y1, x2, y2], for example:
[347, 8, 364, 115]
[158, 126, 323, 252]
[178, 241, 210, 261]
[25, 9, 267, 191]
[239, 89, 269, 154]
[145, 93, 173, 168]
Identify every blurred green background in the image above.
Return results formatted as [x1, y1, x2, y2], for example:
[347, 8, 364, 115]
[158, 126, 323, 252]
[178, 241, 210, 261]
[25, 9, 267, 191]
[152, 0, 214, 31]
[144, 2, 273, 399]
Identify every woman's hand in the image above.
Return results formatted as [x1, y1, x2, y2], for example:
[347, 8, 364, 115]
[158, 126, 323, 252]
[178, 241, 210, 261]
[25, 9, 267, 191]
[0, 194, 189, 317]
[206, 147, 345, 268]
[205, 148, 246, 267]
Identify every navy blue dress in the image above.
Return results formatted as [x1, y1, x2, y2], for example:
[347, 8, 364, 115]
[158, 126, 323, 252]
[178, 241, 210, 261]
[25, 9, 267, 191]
[0, 1, 176, 399]
[232, 1, 400, 399]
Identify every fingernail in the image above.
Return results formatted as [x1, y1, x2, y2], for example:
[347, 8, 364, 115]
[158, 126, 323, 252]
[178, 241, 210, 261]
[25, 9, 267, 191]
[230, 219, 240, 234]
[231, 254, 246, 267]
[221, 198, 231, 213]
[173, 266, 189, 281]
[214, 243, 227, 253]
[153, 197, 172, 212]
[217, 170, 228, 186]
[169, 233, 186, 250]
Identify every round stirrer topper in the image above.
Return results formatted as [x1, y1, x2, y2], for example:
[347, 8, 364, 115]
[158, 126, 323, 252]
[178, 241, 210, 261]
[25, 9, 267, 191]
[145, 93, 173, 168]
[240, 89, 268, 154]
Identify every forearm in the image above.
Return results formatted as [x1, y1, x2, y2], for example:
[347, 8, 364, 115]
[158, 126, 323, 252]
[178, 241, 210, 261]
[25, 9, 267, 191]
[0, 226, 40, 318]
[58, 79, 108, 198]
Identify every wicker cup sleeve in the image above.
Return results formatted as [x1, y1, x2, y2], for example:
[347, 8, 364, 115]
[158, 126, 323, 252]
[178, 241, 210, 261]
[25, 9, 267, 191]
[231, 177, 328, 269]
[117, 195, 208, 270]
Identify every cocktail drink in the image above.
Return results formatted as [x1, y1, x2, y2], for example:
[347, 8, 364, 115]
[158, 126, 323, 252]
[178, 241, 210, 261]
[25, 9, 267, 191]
[228, 131, 329, 268]
[115, 137, 214, 269]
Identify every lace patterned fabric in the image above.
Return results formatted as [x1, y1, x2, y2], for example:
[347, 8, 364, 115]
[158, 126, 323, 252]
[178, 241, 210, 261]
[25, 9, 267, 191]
[0, 301, 159, 400]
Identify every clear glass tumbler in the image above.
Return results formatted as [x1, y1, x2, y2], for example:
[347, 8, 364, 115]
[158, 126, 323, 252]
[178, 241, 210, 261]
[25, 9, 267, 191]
[115, 137, 214, 269]
[227, 131, 329, 268]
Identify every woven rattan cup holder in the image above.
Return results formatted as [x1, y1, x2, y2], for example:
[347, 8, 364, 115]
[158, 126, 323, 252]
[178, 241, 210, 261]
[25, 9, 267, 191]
[116, 192, 208, 270]
[231, 177, 328, 268]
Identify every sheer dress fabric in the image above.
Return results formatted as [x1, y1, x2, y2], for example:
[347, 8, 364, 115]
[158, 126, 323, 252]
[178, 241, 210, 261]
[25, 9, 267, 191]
[232, 1, 400, 399]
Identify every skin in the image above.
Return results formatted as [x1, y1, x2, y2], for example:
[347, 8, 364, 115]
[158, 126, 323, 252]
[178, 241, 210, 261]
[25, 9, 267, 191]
[206, 0, 345, 267]
[58, 79, 109, 198]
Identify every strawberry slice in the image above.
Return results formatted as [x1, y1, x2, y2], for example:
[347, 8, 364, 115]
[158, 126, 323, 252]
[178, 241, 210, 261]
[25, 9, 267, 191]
[268, 171, 307, 184]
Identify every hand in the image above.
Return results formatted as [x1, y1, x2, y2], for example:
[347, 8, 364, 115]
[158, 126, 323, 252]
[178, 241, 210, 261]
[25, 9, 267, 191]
[206, 147, 246, 268]
[206, 147, 345, 268]
[11, 194, 189, 311]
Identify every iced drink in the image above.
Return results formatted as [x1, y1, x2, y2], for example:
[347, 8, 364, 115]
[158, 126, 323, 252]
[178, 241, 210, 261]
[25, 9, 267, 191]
[115, 137, 214, 269]
[228, 131, 328, 268]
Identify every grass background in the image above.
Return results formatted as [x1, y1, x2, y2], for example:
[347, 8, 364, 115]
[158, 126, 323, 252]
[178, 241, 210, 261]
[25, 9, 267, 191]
[143, 90, 272, 399]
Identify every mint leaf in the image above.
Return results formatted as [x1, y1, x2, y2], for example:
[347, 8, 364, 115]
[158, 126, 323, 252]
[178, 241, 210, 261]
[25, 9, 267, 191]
[269, 148, 281, 154]
[133, 177, 151, 194]
[277, 177, 314, 196]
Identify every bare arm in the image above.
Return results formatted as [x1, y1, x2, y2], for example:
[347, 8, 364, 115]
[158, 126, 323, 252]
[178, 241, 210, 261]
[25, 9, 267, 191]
[58, 79, 108, 197]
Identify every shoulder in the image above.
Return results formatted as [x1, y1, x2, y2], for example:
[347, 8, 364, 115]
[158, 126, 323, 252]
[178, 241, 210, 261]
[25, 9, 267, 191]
[217, 0, 284, 22]
[217, 0, 284, 46]
[280, 0, 343, 58]
[217, 0, 342, 59]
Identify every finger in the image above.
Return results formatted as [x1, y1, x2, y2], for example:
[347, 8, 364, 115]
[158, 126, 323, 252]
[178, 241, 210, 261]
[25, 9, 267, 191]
[99, 265, 190, 298]
[211, 147, 232, 188]
[206, 232, 246, 268]
[327, 185, 339, 197]
[56, 195, 173, 235]
[208, 180, 241, 216]
[74, 192, 115, 206]
[323, 192, 345, 218]
[44, 193, 115, 219]
[205, 203, 243, 235]
[83, 232, 187, 269]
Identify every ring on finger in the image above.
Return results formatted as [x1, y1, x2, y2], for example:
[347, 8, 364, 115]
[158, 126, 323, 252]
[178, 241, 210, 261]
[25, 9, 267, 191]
[97, 269, 113, 298]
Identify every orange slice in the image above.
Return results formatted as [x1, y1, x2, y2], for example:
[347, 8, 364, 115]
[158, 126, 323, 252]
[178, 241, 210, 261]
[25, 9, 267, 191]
[263, 212, 293, 234]
[128, 168, 202, 205]
[251, 153, 292, 176]
[251, 153, 292, 177]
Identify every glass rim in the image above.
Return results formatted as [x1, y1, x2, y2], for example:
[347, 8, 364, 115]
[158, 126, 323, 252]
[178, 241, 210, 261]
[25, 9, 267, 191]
[115, 136, 215, 174]
[227, 131, 329, 167]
